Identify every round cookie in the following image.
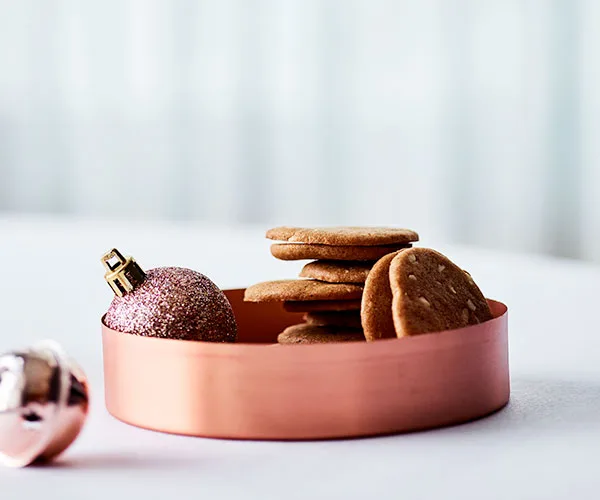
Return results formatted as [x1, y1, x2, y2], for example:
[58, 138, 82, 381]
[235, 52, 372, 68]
[304, 311, 362, 328]
[360, 251, 403, 341]
[389, 248, 492, 337]
[244, 279, 363, 302]
[283, 299, 362, 313]
[299, 260, 374, 284]
[266, 226, 419, 246]
[271, 243, 410, 261]
[277, 324, 365, 344]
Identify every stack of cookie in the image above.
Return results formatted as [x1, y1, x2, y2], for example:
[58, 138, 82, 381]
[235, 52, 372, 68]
[244, 226, 419, 344]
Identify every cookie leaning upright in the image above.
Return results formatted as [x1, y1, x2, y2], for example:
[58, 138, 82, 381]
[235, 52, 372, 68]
[389, 248, 492, 337]
[361, 250, 403, 341]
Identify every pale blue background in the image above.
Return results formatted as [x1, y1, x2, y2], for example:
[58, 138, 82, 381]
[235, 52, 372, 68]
[0, 0, 598, 260]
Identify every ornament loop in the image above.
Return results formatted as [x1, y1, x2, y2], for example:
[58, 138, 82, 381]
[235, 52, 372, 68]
[101, 248, 146, 297]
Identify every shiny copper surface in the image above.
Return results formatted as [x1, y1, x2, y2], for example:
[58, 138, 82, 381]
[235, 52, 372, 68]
[102, 289, 509, 440]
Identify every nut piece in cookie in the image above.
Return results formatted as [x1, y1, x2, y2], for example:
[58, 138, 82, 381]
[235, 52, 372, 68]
[299, 260, 374, 284]
[271, 243, 410, 261]
[361, 251, 404, 341]
[277, 323, 365, 344]
[266, 226, 419, 246]
[389, 248, 492, 336]
[244, 279, 363, 302]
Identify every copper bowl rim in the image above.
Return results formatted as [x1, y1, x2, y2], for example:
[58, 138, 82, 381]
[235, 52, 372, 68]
[100, 293, 508, 351]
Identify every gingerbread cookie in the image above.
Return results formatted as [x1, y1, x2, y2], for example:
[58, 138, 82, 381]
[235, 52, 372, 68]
[271, 243, 410, 261]
[277, 324, 365, 344]
[244, 279, 363, 302]
[267, 226, 419, 246]
[304, 311, 362, 328]
[389, 248, 492, 336]
[283, 299, 362, 313]
[299, 260, 374, 284]
[360, 251, 403, 341]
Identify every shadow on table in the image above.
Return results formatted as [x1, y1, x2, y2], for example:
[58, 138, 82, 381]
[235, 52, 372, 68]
[33, 453, 197, 471]
[31, 376, 600, 469]
[458, 376, 600, 434]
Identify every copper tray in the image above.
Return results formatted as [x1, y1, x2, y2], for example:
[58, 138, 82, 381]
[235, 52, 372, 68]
[102, 289, 509, 440]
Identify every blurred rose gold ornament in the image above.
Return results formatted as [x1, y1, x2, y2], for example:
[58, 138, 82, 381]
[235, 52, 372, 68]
[0, 341, 89, 467]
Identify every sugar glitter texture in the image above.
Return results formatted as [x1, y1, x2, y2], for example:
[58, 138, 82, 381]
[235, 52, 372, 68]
[104, 267, 237, 342]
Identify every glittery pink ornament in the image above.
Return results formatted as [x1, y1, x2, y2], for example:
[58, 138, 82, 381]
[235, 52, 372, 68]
[101, 249, 237, 342]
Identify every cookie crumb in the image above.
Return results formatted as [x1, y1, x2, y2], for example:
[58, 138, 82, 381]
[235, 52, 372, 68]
[408, 254, 417, 263]
[408, 274, 417, 281]
[467, 299, 476, 311]
[438, 265, 446, 272]
[449, 285, 457, 294]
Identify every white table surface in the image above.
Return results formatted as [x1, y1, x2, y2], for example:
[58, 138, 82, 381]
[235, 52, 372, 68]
[0, 215, 599, 500]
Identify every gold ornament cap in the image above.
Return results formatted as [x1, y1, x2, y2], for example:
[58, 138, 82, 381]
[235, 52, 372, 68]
[101, 248, 146, 297]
